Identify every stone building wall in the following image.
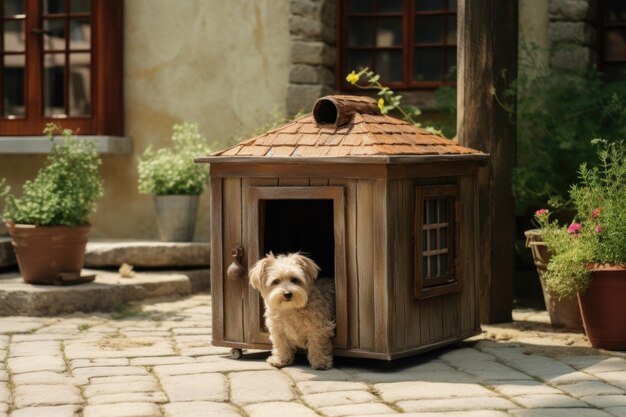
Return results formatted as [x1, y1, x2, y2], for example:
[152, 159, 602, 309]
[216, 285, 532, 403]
[549, 0, 597, 70]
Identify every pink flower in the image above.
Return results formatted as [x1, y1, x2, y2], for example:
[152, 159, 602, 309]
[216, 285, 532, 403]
[595, 225, 604, 234]
[568, 223, 582, 235]
[592, 208, 602, 219]
[535, 208, 549, 216]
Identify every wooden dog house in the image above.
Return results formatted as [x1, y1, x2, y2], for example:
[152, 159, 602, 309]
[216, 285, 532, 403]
[196, 95, 488, 360]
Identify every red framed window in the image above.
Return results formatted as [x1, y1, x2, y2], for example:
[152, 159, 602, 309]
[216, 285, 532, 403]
[598, 0, 626, 80]
[338, 0, 457, 90]
[0, 0, 122, 136]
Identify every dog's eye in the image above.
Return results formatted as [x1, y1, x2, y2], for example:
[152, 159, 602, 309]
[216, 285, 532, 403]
[270, 279, 280, 286]
[290, 277, 300, 285]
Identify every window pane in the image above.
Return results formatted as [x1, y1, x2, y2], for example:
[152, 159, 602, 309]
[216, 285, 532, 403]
[3, 19, 25, 51]
[346, 50, 373, 73]
[44, 53, 66, 116]
[376, 50, 403, 82]
[448, 0, 457, 11]
[69, 53, 90, 116]
[44, 19, 66, 51]
[428, 256, 436, 277]
[378, 0, 403, 13]
[439, 227, 447, 248]
[376, 17, 402, 47]
[438, 200, 447, 222]
[447, 15, 457, 44]
[422, 256, 428, 278]
[415, 15, 445, 44]
[445, 47, 456, 80]
[429, 229, 437, 250]
[427, 199, 437, 223]
[348, 0, 373, 13]
[44, 0, 65, 14]
[440, 253, 448, 275]
[605, 29, 626, 61]
[421, 229, 427, 252]
[415, 0, 446, 12]
[69, 0, 90, 13]
[70, 18, 90, 49]
[3, 54, 25, 117]
[606, 0, 626, 23]
[414, 47, 443, 81]
[3, 0, 24, 16]
[348, 18, 373, 47]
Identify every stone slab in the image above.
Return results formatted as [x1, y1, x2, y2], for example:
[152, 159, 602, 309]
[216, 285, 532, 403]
[0, 269, 209, 316]
[84, 240, 210, 268]
[0, 237, 15, 269]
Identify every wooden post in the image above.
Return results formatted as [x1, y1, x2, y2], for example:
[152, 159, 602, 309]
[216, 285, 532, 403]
[457, 0, 518, 323]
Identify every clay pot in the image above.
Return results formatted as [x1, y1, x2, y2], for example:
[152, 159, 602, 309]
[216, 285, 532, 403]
[6, 222, 91, 284]
[578, 264, 626, 350]
[524, 229, 583, 331]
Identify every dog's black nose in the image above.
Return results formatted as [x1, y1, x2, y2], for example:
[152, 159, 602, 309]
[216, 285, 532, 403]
[283, 291, 293, 300]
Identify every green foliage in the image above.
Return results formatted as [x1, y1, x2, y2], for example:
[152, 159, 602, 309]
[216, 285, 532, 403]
[1, 124, 103, 226]
[536, 140, 626, 297]
[509, 45, 626, 214]
[137, 122, 211, 196]
[345, 68, 445, 136]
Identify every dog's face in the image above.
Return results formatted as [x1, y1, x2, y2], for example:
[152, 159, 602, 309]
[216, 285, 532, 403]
[249, 252, 320, 311]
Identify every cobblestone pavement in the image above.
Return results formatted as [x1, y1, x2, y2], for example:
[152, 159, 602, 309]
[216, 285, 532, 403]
[1, 294, 625, 417]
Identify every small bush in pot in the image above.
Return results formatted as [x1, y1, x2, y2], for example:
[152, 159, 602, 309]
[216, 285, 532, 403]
[0, 124, 104, 283]
[535, 139, 626, 349]
[137, 122, 211, 241]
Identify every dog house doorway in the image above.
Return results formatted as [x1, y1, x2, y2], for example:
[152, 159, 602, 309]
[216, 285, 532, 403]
[247, 186, 348, 349]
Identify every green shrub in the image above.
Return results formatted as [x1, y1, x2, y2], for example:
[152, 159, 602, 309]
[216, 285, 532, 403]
[535, 139, 626, 297]
[1, 124, 103, 226]
[137, 122, 211, 196]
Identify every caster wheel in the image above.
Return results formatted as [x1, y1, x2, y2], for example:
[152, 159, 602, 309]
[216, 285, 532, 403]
[230, 348, 243, 359]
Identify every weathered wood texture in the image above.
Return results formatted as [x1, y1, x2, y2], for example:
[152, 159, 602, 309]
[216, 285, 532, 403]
[457, 0, 517, 323]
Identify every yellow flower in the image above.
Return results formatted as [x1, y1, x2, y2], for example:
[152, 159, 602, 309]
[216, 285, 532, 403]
[378, 98, 384, 111]
[346, 70, 360, 85]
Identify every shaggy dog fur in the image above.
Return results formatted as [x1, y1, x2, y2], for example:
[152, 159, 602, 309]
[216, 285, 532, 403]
[249, 252, 335, 370]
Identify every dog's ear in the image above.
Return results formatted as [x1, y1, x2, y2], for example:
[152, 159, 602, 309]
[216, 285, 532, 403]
[249, 253, 275, 290]
[294, 253, 321, 283]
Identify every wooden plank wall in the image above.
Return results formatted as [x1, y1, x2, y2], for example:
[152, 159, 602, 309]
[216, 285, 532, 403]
[387, 177, 477, 353]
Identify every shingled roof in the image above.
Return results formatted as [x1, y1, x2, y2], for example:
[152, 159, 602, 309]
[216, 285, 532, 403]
[203, 95, 484, 161]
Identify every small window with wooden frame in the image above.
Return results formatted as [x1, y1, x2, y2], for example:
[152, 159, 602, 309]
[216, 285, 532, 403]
[414, 185, 460, 299]
[598, 0, 626, 81]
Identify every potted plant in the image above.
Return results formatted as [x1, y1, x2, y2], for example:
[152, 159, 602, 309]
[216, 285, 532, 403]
[0, 124, 104, 284]
[535, 139, 626, 349]
[138, 122, 210, 242]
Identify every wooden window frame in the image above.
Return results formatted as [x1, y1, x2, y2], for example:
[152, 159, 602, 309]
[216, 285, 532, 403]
[0, 0, 123, 136]
[597, 0, 626, 79]
[337, 0, 457, 91]
[414, 184, 461, 299]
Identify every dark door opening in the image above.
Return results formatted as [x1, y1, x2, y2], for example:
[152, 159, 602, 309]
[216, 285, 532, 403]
[262, 199, 335, 278]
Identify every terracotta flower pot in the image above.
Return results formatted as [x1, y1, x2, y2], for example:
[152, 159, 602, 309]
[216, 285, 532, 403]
[6, 222, 91, 284]
[578, 264, 626, 350]
[524, 229, 583, 331]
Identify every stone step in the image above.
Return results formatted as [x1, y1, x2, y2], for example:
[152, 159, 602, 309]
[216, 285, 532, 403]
[0, 268, 209, 316]
[85, 240, 211, 268]
[0, 236, 16, 269]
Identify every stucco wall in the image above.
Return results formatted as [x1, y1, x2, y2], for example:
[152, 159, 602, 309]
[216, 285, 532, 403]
[0, 0, 291, 240]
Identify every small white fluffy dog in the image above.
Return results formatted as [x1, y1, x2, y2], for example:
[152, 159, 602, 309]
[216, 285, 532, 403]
[249, 252, 335, 370]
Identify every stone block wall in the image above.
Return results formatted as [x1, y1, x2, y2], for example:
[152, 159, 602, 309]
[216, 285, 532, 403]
[549, 0, 597, 71]
[287, 0, 336, 115]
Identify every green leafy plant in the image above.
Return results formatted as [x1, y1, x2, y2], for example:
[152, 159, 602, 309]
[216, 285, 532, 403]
[504, 45, 626, 214]
[1, 124, 103, 226]
[137, 122, 211, 196]
[345, 68, 445, 136]
[535, 139, 626, 297]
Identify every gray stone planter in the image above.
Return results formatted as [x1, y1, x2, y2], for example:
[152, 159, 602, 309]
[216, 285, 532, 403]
[154, 195, 199, 242]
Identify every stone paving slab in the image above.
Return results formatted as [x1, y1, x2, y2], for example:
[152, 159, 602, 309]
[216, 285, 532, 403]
[0, 298, 625, 417]
[84, 240, 210, 268]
